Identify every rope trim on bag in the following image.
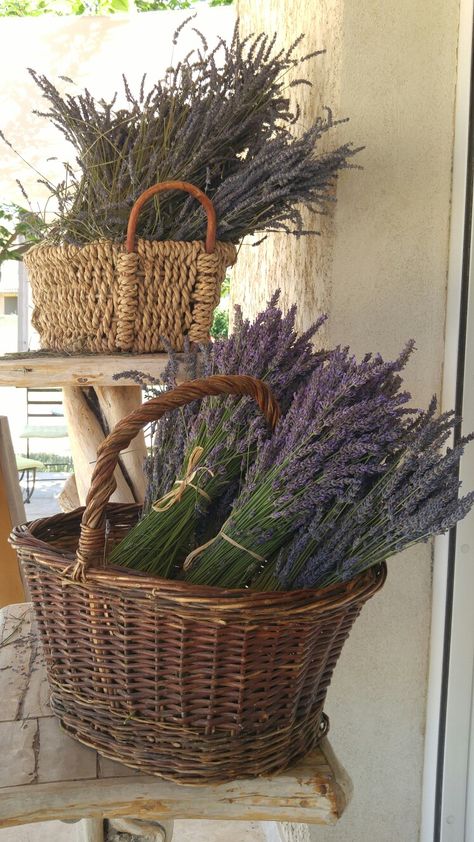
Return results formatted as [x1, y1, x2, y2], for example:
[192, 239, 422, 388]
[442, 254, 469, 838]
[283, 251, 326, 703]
[25, 239, 236, 354]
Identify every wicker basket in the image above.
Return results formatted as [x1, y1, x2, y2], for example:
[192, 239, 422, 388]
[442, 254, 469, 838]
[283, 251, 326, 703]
[24, 181, 236, 354]
[11, 375, 386, 784]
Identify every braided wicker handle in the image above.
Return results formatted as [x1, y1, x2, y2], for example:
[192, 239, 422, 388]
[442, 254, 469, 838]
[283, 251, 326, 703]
[126, 181, 217, 254]
[73, 375, 280, 578]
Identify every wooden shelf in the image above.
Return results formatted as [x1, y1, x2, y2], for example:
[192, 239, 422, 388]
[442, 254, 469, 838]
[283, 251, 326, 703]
[0, 353, 190, 388]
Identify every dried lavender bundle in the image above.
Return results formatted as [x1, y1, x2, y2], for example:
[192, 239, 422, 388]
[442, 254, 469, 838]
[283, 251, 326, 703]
[271, 401, 474, 590]
[109, 293, 327, 575]
[184, 343, 446, 588]
[7, 22, 359, 245]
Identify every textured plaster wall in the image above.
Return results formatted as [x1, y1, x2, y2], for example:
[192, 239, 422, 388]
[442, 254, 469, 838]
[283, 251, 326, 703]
[235, 1, 461, 840]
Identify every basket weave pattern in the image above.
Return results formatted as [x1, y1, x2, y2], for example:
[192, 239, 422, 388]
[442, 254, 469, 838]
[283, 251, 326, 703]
[25, 238, 236, 354]
[17, 526, 384, 783]
[11, 375, 386, 783]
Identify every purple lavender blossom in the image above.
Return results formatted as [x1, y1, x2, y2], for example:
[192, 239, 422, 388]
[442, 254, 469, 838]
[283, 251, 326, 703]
[185, 342, 422, 588]
[274, 400, 474, 591]
[114, 315, 474, 591]
[110, 292, 328, 574]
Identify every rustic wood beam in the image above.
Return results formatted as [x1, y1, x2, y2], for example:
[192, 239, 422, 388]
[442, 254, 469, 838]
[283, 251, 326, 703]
[95, 385, 147, 503]
[0, 354, 190, 388]
[62, 387, 134, 506]
[0, 417, 25, 606]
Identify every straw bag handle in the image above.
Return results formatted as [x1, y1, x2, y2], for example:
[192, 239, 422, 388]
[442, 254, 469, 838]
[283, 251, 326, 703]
[73, 374, 280, 579]
[126, 181, 217, 254]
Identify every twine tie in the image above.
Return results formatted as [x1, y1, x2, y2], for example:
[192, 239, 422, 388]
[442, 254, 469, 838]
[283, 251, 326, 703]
[183, 531, 266, 571]
[152, 446, 214, 513]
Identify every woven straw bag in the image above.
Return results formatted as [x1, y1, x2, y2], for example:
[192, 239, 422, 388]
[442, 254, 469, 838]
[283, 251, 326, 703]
[24, 181, 236, 354]
[11, 375, 386, 784]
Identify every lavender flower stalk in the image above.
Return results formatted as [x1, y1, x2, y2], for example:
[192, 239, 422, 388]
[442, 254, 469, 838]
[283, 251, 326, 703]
[185, 343, 419, 588]
[110, 293, 327, 575]
[250, 400, 474, 591]
[7, 23, 359, 247]
[302, 409, 473, 588]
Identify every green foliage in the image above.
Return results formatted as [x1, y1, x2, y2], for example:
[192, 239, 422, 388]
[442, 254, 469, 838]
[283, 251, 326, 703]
[0, 0, 128, 13]
[210, 308, 229, 340]
[210, 276, 230, 339]
[0, 0, 66, 15]
[68, 0, 129, 13]
[0, 204, 47, 264]
[0, 0, 230, 13]
[220, 275, 230, 297]
[135, 0, 190, 9]
[27, 452, 73, 472]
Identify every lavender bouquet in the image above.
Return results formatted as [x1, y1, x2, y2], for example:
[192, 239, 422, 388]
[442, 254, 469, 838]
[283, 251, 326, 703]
[3, 22, 359, 247]
[110, 293, 327, 575]
[185, 350, 473, 589]
[111, 297, 474, 592]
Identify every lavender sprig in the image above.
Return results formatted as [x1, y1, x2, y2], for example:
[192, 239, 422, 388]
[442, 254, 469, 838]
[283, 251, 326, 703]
[111, 312, 474, 592]
[253, 406, 474, 591]
[3, 22, 359, 247]
[110, 293, 327, 574]
[185, 343, 419, 587]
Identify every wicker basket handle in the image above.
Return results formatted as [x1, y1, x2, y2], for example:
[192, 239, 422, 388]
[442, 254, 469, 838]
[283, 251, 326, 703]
[126, 181, 217, 255]
[73, 374, 280, 579]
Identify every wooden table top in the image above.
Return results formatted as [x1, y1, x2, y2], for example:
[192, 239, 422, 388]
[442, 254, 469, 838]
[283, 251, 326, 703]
[0, 602, 352, 829]
[0, 353, 188, 388]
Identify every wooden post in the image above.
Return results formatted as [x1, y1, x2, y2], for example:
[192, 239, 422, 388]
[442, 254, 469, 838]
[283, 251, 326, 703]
[75, 818, 104, 842]
[0, 417, 25, 606]
[95, 385, 147, 503]
[17, 256, 29, 353]
[62, 386, 134, 507]
[58, 473, 80, 512]
[110, 817, 174, 840]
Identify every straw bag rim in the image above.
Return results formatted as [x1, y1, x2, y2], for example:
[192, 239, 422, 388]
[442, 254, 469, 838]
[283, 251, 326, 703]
[25, 179, 237, 258]
[24, 237, 237, 256]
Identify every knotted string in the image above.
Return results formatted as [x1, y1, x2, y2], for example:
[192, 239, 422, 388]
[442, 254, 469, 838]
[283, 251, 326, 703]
[152, 446, 214, 513]
[183, 531, 266, 571]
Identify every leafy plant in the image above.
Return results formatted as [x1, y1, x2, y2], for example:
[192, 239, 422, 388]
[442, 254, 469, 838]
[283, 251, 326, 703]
[0, 0, 128, 13]
[134, 0, 189, 9]
[27, 452, 73, 471]
[0, 0, 230, 12]
[0, 203, 47, 264]
[210, 276, 231, 339]
[3, 23, 358, 245]
[210, 308, 229, 339]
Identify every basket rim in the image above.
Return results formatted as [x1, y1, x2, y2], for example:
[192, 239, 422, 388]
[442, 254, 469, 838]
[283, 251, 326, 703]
[24, 238, 238, 255]
[11, 503, 387, 613]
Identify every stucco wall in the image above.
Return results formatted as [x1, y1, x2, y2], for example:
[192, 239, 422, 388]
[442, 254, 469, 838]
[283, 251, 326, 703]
[234, 1, 460, 840]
